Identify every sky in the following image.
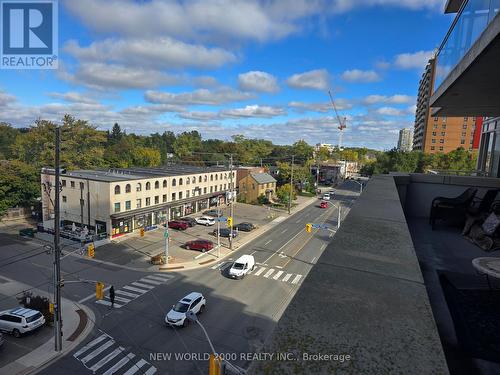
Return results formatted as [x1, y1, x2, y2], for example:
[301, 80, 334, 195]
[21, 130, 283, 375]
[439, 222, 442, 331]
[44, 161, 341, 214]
[0, 0, 456, 150]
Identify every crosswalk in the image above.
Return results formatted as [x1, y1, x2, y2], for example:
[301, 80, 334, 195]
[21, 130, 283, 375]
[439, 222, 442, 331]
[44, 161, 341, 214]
[211, 263, 303, 285]
[74, 333, 156, 375]
[96, 273, 174, 309]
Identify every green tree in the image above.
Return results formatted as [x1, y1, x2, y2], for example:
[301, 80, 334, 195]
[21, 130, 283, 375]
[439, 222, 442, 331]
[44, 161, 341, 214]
[0, 123, 20, 159]
[291, 140, 314, 162]
[133, 147, 161, 167]
[173, 131, 202, 158]
[0, 160, 39, 216]
[316, 147, 330, 162]
[276, 183, 296, 205]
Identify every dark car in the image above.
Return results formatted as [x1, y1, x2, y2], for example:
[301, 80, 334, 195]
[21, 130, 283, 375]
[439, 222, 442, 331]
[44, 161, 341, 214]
[184, 240, 214, 252]
[168, 221, 189, 230]
[179, 217, 197, 227]
[204, 209, 223, 217]
[213, 228, 238, 238]
[234, 222, 255, 232]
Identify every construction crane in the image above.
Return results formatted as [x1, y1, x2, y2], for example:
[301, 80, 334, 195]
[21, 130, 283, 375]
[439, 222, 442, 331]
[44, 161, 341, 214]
[328, 90, 347, 150]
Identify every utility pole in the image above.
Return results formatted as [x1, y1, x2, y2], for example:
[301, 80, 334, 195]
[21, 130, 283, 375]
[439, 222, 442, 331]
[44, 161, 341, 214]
[229, 154, 234, 251]
[54, 127, 62, 352]
[164, 207, 169, 267]
[288, 155, 294, 215]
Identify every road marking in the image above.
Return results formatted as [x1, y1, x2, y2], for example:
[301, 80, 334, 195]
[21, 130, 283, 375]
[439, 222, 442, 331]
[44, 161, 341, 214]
[282, 273, 292, 282]
[138, 278, 162, 286]
[281, 228, 288, 234]
[311, 257, 317, 263]
[131, 282, 155, 289]
[122, 359, 148, 375]
[250, 250, 257, 255]
[73, 334, 109, 357]
[254, 267, 266, 276]
[211, 263, 222, 270]
[264, 240, 272, 245]
[146, 275, 172, 282]
[295, 219, 301, 223]
[273, 271, 284, 280]
[291, 275, 302, 284]
[263, 269, 275, 278]
[115, 290, 141, 298]
[96, 300, 124, 308]
[102, 352, 136, 375]
[122, 285, 149, 294]
[276, 265, 283, 269]
[320, 244, 327, 251]
[329, 232, 334, 238]
[262, 228, 304, 264]
[144, 367, 157, 375]
[81, 340, 115, 364]
[89, 347, 125, 372]
[78, 286, 111, 304]
[112, 296, 131, 303]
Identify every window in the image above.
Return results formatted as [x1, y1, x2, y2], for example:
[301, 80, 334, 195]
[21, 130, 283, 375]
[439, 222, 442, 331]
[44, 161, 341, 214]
[114, 203, 120, 213]
[432, 132, 436, 136]
[439, 139, 444, 144]
[146, 182, 151, 190]
[462, 131, 466, 137]
[192, 189, 195, 196]
[441, 132, 445, 136]
[210, 175, 214, 181]
[155, 196, 159, 204]
[62, 179, 66, 187]
[204, 175, 208, 182]
[252, 184, 256, 190]
[70, 181, 75, 188]
[433, 125, 438, 129]
[442, 124, 446, 129]
[432, 139, 436, 144]
[136, 199, 142, 208]
[186, 178, 190, 185]
[179, 191, 183, 199]
[204, 187, 207, 194]
[224, 184, 227, 190]
[186, 190, 190, 198]
[439, 146, 444, 151]
[220, 173, 223, 180]
[172, 178, 177, 186]
[199, 176, 202, 183]
[431, 146, 435, 151]
[179, 178, 183, 186]
[80, 182, 85, 190]
[137, 183, 142, 192]
[215, 174, 218, 181]
[163, 194, 167, 203]
[155, 181, 159, 189]
[442, 116, 447, 122]
[192, 177, 196, 183]
[224, 173, 227, 179]
[114, 185, 121, 194]
[146, 197, 151, 206]
[62, 196, 67, 203]
[163, 180, 167, 188]
[125, 184, 131, 193]
[463, 124, 467, 129]
[464, 117, 468, 121]
[461, 139, 466, 144]
[210, 186, 213, 193]
[434, 117, 438, 121]
[125, 201, 131, 210]
[172, 193, 176, 201]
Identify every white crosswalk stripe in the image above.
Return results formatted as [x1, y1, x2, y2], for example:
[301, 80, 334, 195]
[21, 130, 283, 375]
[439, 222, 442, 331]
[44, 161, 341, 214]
[131, 282, 155, 289]
[263, 269, 275, 278]
[115, 290, 141, 298]
[211, 264, 303, 285]
[138, 278, 162, 286]
[122, 285, 149, 294]
[96, 300, 123, 308]
[253, 267, 266, 276]
[145, 275, 172, 282]
[282, 273, 293, 282]
[273, 271, 284, 280]
[291, 275, 302, 284]
[74, 334, 156, 375]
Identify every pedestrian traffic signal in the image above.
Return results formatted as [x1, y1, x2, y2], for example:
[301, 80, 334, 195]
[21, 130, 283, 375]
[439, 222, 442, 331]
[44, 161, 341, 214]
[305, 223, 312, 233]
[227, 216, 233, 228]
[96, 282, 105, 300]
[88, 243, 95, 258]
[140, 228, 145, 237]
[49, 302, 54, 314]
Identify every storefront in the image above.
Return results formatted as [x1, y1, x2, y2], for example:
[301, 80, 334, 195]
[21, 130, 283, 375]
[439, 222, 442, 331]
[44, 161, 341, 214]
[154, 209, 168, 226]
[170, 205, 183, 220]
[184, 202, 195, 216]
[197, 199, 208, 211]
[111, 217, 132, 238]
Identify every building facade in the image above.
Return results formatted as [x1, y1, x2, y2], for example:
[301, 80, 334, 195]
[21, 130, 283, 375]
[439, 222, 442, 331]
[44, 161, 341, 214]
[238, 173, 276, 203]
[41, 166, 235, 239]
[413, 57, 482, 153]
[397, 128, 414, 152]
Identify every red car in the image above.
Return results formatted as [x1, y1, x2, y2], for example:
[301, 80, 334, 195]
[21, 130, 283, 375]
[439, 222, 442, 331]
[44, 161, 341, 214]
[185, 240, 214, 252]
[320, 201, 328, 209]
[168, 220, 189, 230]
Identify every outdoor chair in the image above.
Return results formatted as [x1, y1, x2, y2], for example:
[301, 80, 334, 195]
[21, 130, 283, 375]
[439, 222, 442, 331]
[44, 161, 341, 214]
[430, 187, 478, 230]
[467, 189, 500, 217]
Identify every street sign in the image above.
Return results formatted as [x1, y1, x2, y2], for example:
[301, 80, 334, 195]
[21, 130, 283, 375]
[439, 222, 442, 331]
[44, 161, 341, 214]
[217, 217, 228, 222]
[311, 223, 329, 230]
[164, 230, 169, 238]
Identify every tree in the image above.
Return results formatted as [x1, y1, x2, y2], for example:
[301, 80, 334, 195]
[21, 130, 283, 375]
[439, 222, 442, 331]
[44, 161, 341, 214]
[173, 131, 202, 158]
[108, 123, 123, 144]
[291, 140, 314, 162]
[133, 147, 161, 167]
[316, 147, 330, 162]
[0, 123, 20, 159]
[0, 160, 39, 216]
[276, 183, 296, 205]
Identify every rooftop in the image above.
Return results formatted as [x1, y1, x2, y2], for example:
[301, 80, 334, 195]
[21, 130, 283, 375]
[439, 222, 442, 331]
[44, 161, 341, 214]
[250, 172, 276, 184]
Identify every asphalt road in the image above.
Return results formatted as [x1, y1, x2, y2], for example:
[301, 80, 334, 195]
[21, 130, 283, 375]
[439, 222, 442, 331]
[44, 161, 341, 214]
[0, 182, 359, 375]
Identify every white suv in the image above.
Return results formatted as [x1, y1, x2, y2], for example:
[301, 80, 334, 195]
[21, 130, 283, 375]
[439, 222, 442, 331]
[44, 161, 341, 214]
[195, 216, 215, 226]
[0, 308, 45, 337]
[165, 292, 206, 327]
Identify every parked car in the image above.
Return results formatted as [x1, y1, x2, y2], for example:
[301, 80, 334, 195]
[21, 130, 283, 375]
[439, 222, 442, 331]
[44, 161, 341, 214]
[322, 193, 331, 200]
[234, 222, 255, 232]
[195, 216, 216, 226]
[320, 201, 328, 209]
[204, 209, 223, 217]
[0, 308, 45, 337]
[165, 292, 206, 327]
[179, 217, 197, 227]
[168, 220, 189, 230]
[185, 240, 214, 252]
[213, 228, 238, 238]
[228, 255, 255, 279]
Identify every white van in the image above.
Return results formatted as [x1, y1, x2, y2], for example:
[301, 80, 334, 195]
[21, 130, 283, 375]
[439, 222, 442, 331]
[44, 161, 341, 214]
[228, 255, 255, 279]
[322, 193, 331, 200]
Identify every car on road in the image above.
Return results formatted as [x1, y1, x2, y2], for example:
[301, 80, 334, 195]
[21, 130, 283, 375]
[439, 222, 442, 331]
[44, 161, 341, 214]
[204, 209, 223, 217]
[179, 217, 197, 227]
[165, 292, 206, 327]
[195, 216, 216, 226]
[212, 228, 238, 238]
[234, 222, 256, 232]
[168, 220, 189, 230]
[0, 307, 45, 337]
[228, 255, 255, 279]
[322, 193, 331, 200]
[185, 240, 214, 252]
[320, 201, 328, 208]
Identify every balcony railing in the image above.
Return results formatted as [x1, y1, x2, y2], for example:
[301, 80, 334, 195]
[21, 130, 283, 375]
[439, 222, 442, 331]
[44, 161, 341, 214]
[434, 0, 500, 91]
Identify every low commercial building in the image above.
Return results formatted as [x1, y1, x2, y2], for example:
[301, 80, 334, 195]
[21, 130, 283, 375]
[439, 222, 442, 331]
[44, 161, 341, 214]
[238, 172, 276, 203]
[41, 165, 235, 239]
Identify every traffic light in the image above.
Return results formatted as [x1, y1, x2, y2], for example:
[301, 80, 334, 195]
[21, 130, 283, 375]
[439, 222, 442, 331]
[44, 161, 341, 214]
[227, 216, 233, 228]
[96, 282, 105, 300]
[305, 223, 312, 233]
[140, 228, 145, 237]
[209, 354, 221, 375]
[88, 243, 95, 258]
[49, 302, 54, 314]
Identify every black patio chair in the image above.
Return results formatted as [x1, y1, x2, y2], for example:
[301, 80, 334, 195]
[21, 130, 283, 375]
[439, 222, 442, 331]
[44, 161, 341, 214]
[430, 187, 478, 229]
[467, 189, 500, 216]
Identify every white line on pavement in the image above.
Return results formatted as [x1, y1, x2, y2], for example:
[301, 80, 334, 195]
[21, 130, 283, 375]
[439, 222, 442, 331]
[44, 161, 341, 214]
[89, 347, 125, 372]
[264, 240, 272, 245]
[276, 265, 283, 269]
[73, 334, 110, 358]
[146, 275, 172, 282]
[78, 286, 111, 304]
[122, 285, 149, 294]
[102, 353, 136, 375]
[273, 271, 284, 280]
[81, 340, 115, 363]
[115, 290, 141, 298]
[96, 300, 123, 308]
[254, 267, 266, 276]
[138, 278, 162, 286]
[250, 251, 257, 255]
[291, 275, 302, 284]
[263, 269, 275, 278]
[281, 228, 288, 234]
[122, 359, 149, 375]
[131, 282, 155, 289]
[282, 273, 292, 282]
[311, 257, 317, 263]
[295, 219, 301, 223]
[320, 244, 327, 251]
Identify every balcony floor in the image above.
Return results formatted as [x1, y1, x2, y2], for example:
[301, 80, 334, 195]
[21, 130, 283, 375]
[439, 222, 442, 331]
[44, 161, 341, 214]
[408, 218, 500, 375]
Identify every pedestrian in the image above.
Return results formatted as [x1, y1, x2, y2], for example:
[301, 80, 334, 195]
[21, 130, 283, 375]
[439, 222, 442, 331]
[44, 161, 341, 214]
[109, 286, 115, 308]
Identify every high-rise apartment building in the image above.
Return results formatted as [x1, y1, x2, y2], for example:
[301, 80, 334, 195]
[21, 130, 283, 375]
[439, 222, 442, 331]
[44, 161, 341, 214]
[413, 57, 481, 153]
[397, 128, 413, 152]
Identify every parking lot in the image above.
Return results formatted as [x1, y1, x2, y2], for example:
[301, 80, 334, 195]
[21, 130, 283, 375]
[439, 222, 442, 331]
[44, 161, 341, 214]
[93, 201, 286, 267]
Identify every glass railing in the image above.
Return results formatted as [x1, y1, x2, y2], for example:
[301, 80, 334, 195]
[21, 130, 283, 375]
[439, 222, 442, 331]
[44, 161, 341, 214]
[434, 0, 500, 92]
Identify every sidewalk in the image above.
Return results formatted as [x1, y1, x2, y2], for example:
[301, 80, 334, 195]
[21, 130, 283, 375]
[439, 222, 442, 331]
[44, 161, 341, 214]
[0, 277, 95, 375]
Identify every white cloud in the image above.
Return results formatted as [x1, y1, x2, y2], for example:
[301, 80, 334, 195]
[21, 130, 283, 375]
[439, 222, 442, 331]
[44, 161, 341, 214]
[145, 87, 255, 106]
[238, 71, 279, 93]
[46, 91, 99, 104]
[286, 69, 330, 90]
[0, 91, 16, 107]
[177, 111, 220, 121]
[220, 105, 285, 118]
[288, 99, 352, 113]
[192, 76, 219, 88]
[394, 50, 434, 70]
[341, 69, 381, 83]
[64, 38, 236, 70]
[362, 94, 414, 105]
[375, 106, 414, 116]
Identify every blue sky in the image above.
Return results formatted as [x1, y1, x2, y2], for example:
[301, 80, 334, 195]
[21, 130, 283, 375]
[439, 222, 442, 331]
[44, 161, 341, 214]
[0, 0, 455, 149]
